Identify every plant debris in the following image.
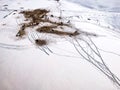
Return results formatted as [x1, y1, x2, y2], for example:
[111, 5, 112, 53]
[20, 9, 49, 19]
[37, 25, 79, 36]
[16, 8, 97, 45]
[16, 9, 50, 37]
[16, 29, 26, 37]
[35, 39, 47, 46]
[16, 8, 77, 37]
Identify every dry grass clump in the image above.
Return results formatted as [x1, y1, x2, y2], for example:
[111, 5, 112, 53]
[20, 9, 49, 20]
[37, 25, 57, 32]
[37, 25, 79, 36]
[16, 8, 77, 38]
[16, 9, 50, 37]
[21, 9, 49, 25]
[20, 9, 49, 26]
[16, 8, 83, 47]
[16, 8, 98, 43]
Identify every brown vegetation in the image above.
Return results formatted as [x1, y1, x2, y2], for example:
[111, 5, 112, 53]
[37, 25, 79, 36]
[16, 8, 79, 38]
[16, 29, 26, 37]
[16, 8, 97, 47]
[16, 9, 49, 37]
[35, 39, 47, 46]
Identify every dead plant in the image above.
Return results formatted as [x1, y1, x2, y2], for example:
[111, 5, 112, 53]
[35, 39, 47, 46]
